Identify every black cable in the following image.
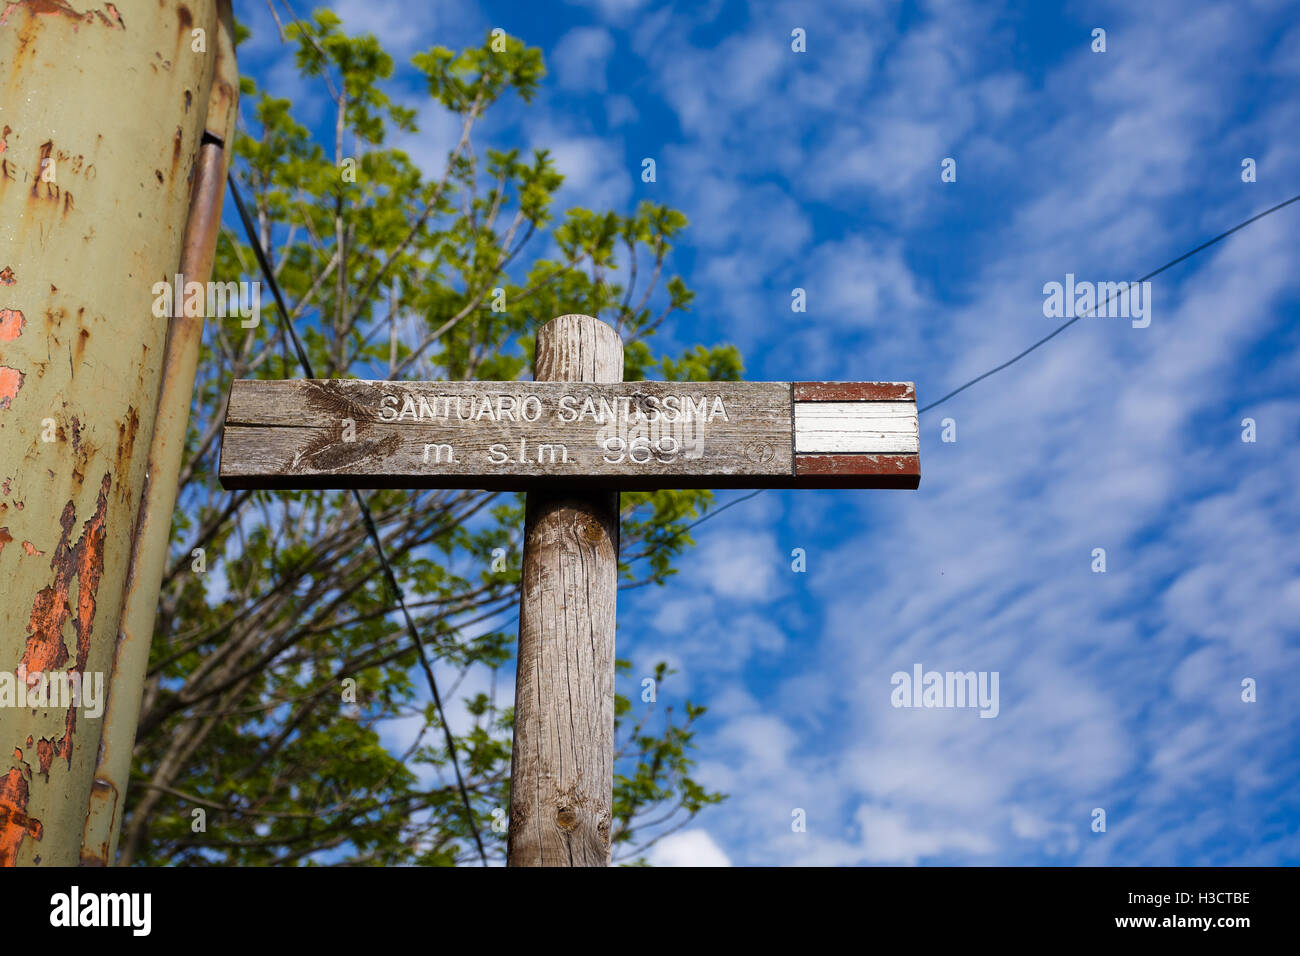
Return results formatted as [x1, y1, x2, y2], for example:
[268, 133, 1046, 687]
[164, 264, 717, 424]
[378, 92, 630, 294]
[920, 192, 1300, 413]
[227, 172, 490, 866]
[672, 194, 1300, 539]
[228, 169, 1300, 862]
[680, 489, 764, 533]
[226, 178, 316, 378]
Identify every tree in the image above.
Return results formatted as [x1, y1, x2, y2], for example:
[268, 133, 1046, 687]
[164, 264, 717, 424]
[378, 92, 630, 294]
[120, 11, 733, 866]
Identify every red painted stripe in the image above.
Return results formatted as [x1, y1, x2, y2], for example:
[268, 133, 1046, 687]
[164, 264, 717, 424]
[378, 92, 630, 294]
[796, 453, 920, 480]
[793, 382, 915, 402]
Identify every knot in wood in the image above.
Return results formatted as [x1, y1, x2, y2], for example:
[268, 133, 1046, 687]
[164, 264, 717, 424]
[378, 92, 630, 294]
[555, 808, 579, 831]
[581, 521, 603, 545]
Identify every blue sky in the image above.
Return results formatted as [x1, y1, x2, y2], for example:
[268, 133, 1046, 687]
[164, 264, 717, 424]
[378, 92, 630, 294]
[232, 0, 1300, 865]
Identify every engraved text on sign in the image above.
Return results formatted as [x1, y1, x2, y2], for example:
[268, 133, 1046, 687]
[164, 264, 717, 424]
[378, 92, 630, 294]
[219, 379, 920, 490]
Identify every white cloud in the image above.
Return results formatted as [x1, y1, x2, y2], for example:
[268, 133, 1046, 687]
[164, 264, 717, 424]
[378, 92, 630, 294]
[286, 0, 1300, 868]
[553, 27, 616, 92]
[1009, 806, 1080, 857]
[567, 0, 649, 24]
[652, 595, 712, 634]
[717, 714, 799, 776]
[331, 0, 482, 56]
[648, 829, 732, 866]
[527, 121, 632, 211]
[605, 94, 639, 127]
[690, 530, 783, 600]
[610, 0, 1300, 868]
[392, 98, 465, 180]
[851, 805, 996, 865]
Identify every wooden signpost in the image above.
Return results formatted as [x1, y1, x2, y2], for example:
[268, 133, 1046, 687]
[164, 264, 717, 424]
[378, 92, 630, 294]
[218, 313, 920, 865]
[220, 378, 920, 490]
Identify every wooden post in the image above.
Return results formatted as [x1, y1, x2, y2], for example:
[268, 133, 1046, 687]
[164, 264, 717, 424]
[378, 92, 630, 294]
[506, 314, 622, 867]
[217, 326, 921, 869]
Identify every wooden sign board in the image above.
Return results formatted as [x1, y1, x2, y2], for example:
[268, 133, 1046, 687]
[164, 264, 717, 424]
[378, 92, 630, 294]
[218, 379, 920, 491]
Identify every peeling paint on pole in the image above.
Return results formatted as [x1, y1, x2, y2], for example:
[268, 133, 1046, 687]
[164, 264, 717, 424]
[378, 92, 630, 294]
[0, 0, 222, 866]
[81, 0, 237, 867]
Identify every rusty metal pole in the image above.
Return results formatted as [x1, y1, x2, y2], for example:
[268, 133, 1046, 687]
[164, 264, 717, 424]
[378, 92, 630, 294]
[0, 0, 223, 867]
[81, 0, 238, 866]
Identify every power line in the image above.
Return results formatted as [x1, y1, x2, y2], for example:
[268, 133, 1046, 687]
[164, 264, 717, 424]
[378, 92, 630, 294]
[681, 489, 764, 532]
[920, 192, 1300, 414]
[228, 172, 1300, 851]
[677, 192, 1300, 540]
[227, 174, 490, 866]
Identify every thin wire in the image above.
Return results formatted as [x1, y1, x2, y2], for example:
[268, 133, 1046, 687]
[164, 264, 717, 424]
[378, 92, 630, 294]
[228, 173, 490, 866]
[675, 193, 1300, 539]
[920, 192, 1300, 413]
[229, 168, 1300, 859]
[638, 488, 768, 552]
[680, 489, 764, 533]
[227, 181, 315, 377]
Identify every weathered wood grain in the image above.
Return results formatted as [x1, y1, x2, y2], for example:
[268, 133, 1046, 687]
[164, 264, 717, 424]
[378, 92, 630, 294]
[219, 379, 794, 490]
[507, 314, 621, 868]
[218, 379, 922, 490]
[794, 401, 919, 454]
[793, 381, 915, 401]
[224, 378, 790, 428]
[212, 320, 923, 867]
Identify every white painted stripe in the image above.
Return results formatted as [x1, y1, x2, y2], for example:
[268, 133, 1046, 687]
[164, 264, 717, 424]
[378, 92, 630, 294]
[795, 401, 915, 417]
[794, 401, 919, 454]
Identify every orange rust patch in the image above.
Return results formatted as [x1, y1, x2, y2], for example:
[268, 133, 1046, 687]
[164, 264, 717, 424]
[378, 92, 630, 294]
[20, 540, 43, 556]
[0, 366, 23, 409]
[20, 473, 110, 776]
[30, 140, 52, 200]
[35, 736, 65, 778]
[0, 527, 11, 554]
[115, 405, 139, 475]
[0, 767, 42, 867]
[0, 266, 14, 285]
[0, 308, 24, 340]
[0, 126, 8, 155]
[0, 0, 125, 30]
[169, 125, 183, 178]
